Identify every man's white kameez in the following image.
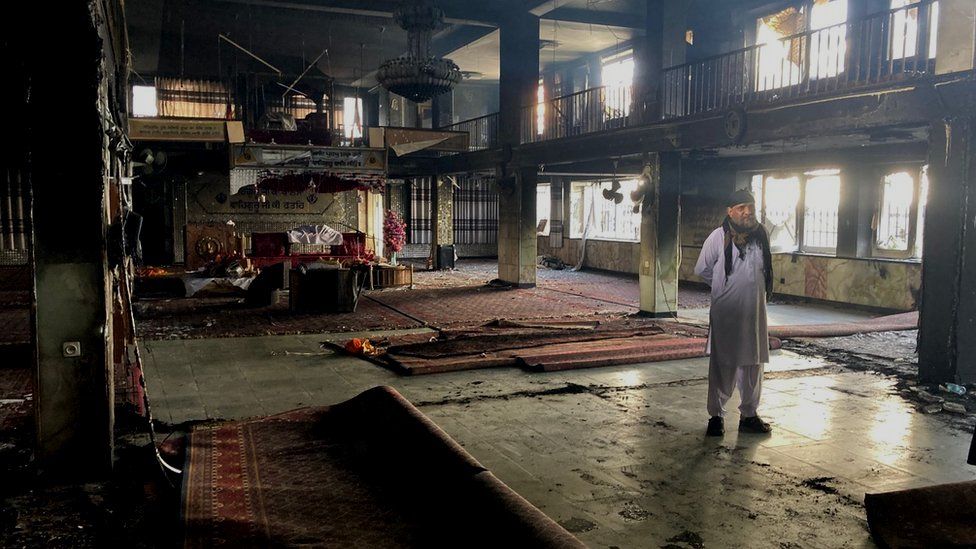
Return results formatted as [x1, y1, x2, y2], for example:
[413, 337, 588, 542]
[694, 227, 769, 418]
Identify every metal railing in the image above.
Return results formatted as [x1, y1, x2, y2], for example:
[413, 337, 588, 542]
[520, 85, 633, 144]
[437, 2, 940, 148]
[1, 167, 29, 266]
[662, 0, 938, 119]
[440, 113, 498, 151]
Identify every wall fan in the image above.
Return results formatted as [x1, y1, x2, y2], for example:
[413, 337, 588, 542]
[602, 180, 623, 204]
[133, 148, 168, 175]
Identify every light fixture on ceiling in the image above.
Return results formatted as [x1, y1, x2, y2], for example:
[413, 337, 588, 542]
[376, 0, 462, 103]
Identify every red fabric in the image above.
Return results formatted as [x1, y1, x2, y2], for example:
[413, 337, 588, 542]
[248, 232, 370, 268]
[251, 232, 288, 257]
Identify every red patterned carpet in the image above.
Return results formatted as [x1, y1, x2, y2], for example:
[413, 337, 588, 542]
[367, 284, 635, 329]
[371, 319, 782, 375]
[183, 386, 584, 548]
[132, 261, 718, 340]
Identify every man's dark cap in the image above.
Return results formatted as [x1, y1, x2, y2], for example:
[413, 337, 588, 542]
[726, 189, 756, 207]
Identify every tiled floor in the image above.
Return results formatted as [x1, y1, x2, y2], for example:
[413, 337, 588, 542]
[144, 327, 976, 549]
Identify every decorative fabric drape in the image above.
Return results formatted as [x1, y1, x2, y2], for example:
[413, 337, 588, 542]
[155, 77, 235, 119]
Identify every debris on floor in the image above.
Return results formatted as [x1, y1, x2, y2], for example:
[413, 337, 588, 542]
[538, 255, 568, 270]
[485, 278, 515, 290]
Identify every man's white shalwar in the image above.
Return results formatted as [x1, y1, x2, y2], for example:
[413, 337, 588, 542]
[694, 227, 769, 418]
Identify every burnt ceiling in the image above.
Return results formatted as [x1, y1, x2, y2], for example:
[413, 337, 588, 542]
[125, 0, 648, 87]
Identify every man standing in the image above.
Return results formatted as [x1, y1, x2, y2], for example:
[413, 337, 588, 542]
[694, 190, 774, 436]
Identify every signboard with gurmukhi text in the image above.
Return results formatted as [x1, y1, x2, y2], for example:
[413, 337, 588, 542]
[129, 118, 229, 142]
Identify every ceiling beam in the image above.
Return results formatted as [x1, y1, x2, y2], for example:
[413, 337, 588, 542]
[432, 25, 497, 58]
[541, 7, 645, 30]
[212, 0, 498, 27]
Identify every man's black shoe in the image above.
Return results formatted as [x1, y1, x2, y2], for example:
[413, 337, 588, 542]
[706, 416, 724, 436]
[739, 415, 772, 434]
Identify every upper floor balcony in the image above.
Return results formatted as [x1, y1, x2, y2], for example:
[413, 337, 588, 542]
[443, 0, 954, 152]
[661, 0, 940, 119]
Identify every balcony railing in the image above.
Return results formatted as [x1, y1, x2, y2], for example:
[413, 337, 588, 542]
[520, 84, 633, 144]
[662, 0, 939, 119]
[440, 112, 499, 151]
[440, 2, 942, 150]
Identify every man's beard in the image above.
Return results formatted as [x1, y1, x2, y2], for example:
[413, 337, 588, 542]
[729, 217, 758, 233]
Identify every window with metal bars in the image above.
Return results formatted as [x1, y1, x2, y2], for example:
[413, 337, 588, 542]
[0, 167, 30, 266]
[537, 184, 551, 236]
[568, 180, 641, 242]
[750, 168, 841, 254]
[601, 50, 635, 120]
[874, 165, 927, 259]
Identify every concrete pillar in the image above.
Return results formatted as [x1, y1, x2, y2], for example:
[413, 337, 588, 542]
[918, 118, 976, 384]
[399, 96, 419, 128]
[634, 0, 665, 122]
[934, 0, 976, 75]
[836, 163, 877, 258]
[634, 0, 687, 122]
[365, 91, 380, 128]
[431, 175, 454, 269]
[549, 178, 565, 249]
[585, 57, 602, 89]
[377, 88, 390, 127]
[30, 0, 115, 475]
[431, 96, 441, 129]
[639, 152, 681, 317]
[498, 168, 538, 286]
[496, 13, 539, 285]
[498, 13, 539, 146]
[431, 93, 453, 129]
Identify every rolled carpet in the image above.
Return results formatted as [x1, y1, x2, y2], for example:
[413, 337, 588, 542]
[182, 386, 585, 548]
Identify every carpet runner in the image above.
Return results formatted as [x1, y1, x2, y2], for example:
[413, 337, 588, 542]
[768, 311, 918, 339]
[182, 386, 585, 548]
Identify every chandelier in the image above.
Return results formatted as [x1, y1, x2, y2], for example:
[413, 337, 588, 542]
[376, 1, 462, 103]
